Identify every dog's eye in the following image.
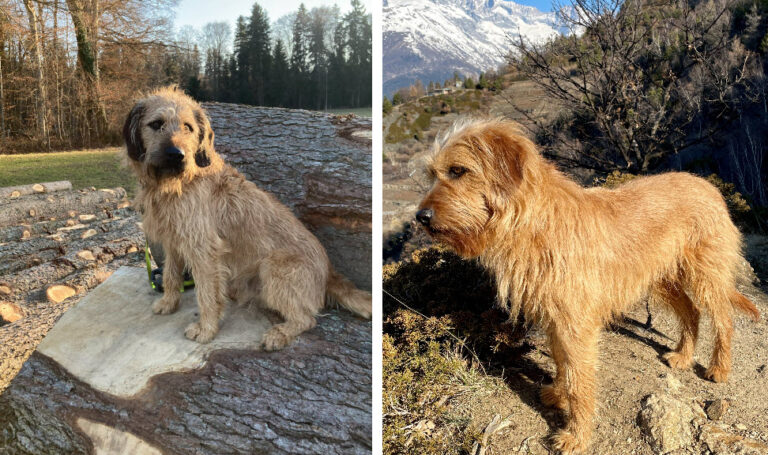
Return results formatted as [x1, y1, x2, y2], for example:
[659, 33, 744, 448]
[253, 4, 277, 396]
[148, 120, 163, 131]
[184, 123, 193, 133]
[448, 166, 467, 178]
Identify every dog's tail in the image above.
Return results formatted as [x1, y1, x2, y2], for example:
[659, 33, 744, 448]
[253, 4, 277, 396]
[326, 268, 372, 318]
[731, 290, 760, 322]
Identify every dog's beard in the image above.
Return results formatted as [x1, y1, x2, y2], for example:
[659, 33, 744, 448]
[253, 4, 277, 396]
[421, 220, 487, 258]
[148, 161, 185, 180]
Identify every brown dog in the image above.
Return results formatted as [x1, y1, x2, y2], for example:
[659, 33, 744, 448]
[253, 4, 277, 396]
[416, 118, 759, 453]
[123, 86, 371, 347]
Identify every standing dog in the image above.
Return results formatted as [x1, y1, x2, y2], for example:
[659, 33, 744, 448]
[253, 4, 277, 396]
[416, 118, 759, 453]
[123, 86, 371, 347]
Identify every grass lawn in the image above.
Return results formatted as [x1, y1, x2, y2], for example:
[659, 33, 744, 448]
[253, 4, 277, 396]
[0, 148, 137, 196]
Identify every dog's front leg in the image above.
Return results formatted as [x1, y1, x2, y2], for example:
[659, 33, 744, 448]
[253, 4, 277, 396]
[152, 244, 183, 315]
[183, 238, 227, 343]
[550, 326, 599, 454]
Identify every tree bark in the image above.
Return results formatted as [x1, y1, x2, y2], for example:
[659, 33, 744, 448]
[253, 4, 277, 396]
[0, 206, 130, 243]
[22, 0, 49, 145]
[0, 311, 371, 455]
[65, 0, 107, 139]
[203, 103, 372, 290]
[0, 216, 139, 275]
[0, 181, 72, 198]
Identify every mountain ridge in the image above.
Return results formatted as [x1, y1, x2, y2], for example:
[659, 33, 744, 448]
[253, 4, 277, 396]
[383, 0, 567, 95]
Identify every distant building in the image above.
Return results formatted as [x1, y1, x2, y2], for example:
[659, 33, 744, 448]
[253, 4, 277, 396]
[428, 87, 455, 96]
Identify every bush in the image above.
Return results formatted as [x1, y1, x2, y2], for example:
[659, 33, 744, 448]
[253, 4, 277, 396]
[383, 96, 393, 115]
[383, 247, 524, 455]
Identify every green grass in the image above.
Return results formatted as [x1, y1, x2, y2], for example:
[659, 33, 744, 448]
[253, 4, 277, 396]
[323, 107, 372, 117]
[0, 148, 137, 196]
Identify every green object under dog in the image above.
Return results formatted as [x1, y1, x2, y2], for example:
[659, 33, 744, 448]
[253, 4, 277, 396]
[145, 241, 195, 292]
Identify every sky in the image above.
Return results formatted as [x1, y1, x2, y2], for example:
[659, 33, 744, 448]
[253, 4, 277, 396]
[174, 0, 372, 30]
[515, 0, 556, 11]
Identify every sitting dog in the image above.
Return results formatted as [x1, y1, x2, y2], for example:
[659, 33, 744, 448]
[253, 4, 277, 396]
[123, 86, 371, 347]
[416, 117, 759, 453]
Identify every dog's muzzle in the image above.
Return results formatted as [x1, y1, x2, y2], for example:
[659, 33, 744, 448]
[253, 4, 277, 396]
[159, 146, 185, 174]
[416, 208, 433, 227]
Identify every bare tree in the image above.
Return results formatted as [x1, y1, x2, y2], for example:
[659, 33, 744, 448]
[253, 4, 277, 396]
[510, 0, 761, 172]
[22, 0, 49, 145]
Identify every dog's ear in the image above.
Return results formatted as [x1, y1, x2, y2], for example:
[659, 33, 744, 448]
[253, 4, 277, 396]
[123, 102, 146, 161]
[194, 108, 214, 168]
[477, 127, 530, 188]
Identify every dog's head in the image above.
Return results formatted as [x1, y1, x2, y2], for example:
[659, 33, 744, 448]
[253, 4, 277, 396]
[416, 118, 541, 257]
[123, 86, 219, 190]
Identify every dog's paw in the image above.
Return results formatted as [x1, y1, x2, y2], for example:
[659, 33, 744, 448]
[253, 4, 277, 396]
[705, 365, 729, 383]
[663, 351, 693, 370]
[184, 322, 216, 343]
[540, 384, 568, 411]
[551, 429, 588, 454]
[261, 327, 292, 351]
[152, 296, 179, 315]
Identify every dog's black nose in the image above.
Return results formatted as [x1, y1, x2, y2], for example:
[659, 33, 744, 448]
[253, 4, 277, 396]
[416, 208, 433, 226]
[164, 146, 184, 161]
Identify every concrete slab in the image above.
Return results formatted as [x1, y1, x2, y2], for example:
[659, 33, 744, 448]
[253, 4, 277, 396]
[37, 266, 271, 397]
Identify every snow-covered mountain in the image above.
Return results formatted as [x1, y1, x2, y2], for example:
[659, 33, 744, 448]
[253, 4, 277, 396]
[383, 0, 569, 95]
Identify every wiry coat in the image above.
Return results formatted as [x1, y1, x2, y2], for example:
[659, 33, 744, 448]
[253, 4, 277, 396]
[417, 118, 759, 454]
[124, 86, 371, 347]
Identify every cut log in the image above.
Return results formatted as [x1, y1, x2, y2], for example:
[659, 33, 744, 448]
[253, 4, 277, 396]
[2, 229, 144, 296]
[204, 103, 372, 290]
[0, 216, 140, 275]
[0, 181, 72, 198]
[45, 285, 76, 303]
[0, 302, 23, 323]
[76, 250, 95, 261]
[0, 267, 372, 454]
[0, 209, 131, 243]
[0, 188, 127, 228]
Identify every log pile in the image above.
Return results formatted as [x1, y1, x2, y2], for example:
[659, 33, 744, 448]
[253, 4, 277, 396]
[0, 182, 144, 391]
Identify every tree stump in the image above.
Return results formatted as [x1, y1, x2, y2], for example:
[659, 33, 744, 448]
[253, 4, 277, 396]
[203, 103, 372, 290]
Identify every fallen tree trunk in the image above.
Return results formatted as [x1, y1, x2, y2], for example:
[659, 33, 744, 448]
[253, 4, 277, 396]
[0, 217, 140, 275]
[204, 104, 372, 290]
[0, 207, 132, 243]
[0, 188, 127, 228]
[1, 230, 143, 297]
[0, 268, 371, 455]
[0, 181, 72, 198]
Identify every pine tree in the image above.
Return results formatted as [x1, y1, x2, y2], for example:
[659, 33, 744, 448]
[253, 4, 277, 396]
[233, 16, 251, 103]
[248, 3, 272, 106]
[342, 0, 371, 107]
[309, 8, 330, 110]
[383, 96, 393, 115]
[290, 4, 311, 107]
[271, 39, 289, 107]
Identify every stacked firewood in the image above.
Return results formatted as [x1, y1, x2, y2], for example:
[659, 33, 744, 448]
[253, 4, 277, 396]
[0, 181, 144, 391]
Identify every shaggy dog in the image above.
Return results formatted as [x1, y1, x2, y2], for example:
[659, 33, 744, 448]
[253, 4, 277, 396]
[415, 118, 759, 453]
[123, 86, 371, 347]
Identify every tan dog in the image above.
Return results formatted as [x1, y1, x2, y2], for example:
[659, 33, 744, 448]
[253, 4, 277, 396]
[123, 86, 371, 347]
[416, 118, 759, 453]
